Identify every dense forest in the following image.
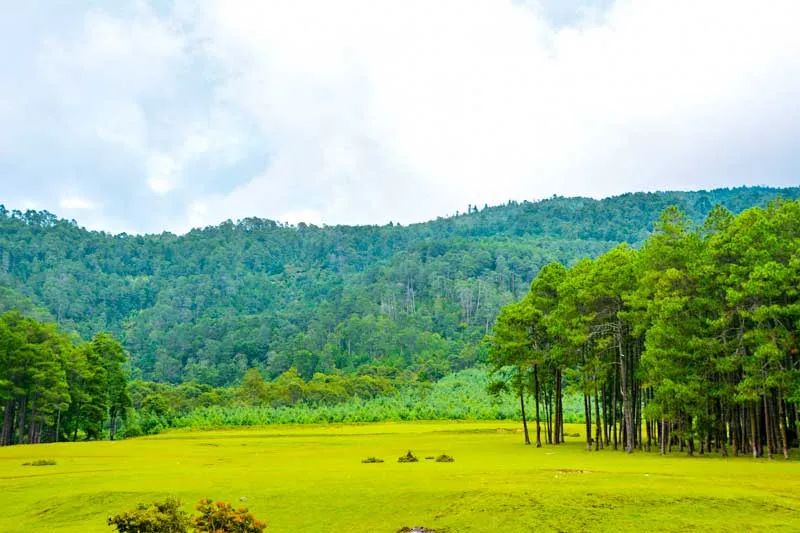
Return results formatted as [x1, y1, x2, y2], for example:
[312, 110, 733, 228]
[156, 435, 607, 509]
[489, 199, 800, 458]
[0, 311, 128, 445]
[1, 187, 797, 388]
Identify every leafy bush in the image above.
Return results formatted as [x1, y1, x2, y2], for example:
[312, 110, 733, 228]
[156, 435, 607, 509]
[397, 450, 418, 463]
[434, 454, 454, 463]
[361, 456, 384, 463]
[193, 498, 266, 532]
[108, 498, 266, 533]
[107, 497, 190, 533]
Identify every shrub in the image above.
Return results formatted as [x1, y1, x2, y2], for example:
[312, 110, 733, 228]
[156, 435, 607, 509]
[361, 456, 384, 463]
[435, 454, 454, 463]
[193, 498, 266, 532]
[22, 459, 56, 466]
[397, 450, 418, 463]
[107, 497, 190, 533]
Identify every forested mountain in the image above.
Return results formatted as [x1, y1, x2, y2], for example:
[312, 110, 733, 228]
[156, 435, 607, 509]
[0, 186, 798, 386]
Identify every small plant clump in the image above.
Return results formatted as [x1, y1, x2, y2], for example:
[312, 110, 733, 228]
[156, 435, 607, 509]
[435, 454, 454, 463]
[107, 497, 190, 532]
[361, 456, 385, 463]
[424, 456, 435, 460]
[397, 527, 441, 532]
[397, 450, 419, 463]
[193, 498, 266, 532]
[22, 459, 56, 466]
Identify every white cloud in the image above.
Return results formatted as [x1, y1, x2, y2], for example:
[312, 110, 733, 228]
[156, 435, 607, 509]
[146, 153, 178, 195]
[184, 0, 800, 228]
[2, 1, 800, 233]
[59, 195, 95, 210]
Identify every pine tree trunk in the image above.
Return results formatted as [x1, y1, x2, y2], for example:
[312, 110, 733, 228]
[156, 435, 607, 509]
[556, 369, 563, 444]
[519, 389, 531, 445]
[763, 394, 773, 459]
[594, 380, 602, 451]
[534, 365, 542, 448]
[17, 397, 27, 445]
[612, 371, 618, 450]
[777, 392, 789, 460]
[750, 402, 759, 458]
[584, 394, 593, 450]
[544, 380, 552, 445]
[618, 331, 634, 453]
[1, 400, 14, 446]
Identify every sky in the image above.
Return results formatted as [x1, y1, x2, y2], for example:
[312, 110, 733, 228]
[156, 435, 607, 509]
[1, 0, 799, 234]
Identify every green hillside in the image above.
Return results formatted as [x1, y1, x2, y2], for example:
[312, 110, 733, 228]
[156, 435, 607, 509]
[1, 186, 797, 385]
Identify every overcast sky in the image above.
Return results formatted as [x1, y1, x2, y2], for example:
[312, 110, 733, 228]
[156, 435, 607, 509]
[1, 1, 799, 234]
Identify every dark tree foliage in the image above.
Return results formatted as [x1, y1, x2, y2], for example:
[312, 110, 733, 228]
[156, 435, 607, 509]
[490, 199, 800, 458]
[0, 187, 797, 387]
[0, 311, 128, 445]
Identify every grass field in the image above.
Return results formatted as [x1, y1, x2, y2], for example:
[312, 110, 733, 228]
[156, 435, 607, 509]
[1, 421, 799, 532]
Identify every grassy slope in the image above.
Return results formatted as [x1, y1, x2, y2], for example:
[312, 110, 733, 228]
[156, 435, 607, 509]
[1, 421, 799, 532]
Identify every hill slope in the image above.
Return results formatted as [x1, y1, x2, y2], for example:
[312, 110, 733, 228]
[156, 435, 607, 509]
[1, 186, 797, 385]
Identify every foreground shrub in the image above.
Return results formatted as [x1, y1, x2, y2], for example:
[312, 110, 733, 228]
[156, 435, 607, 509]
[361, 456, 384, 463]
[194, 498, 266, 532]
[397, 450, 418, 463]
[107, 497, 190, 532]
[108, 498, 266, 532]
[434, 454, 454, 463]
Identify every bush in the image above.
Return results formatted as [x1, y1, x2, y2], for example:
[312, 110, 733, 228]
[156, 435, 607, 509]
[193, 498, 266, 532]
[435, 454, 454, 463]
[397, 450, 418, 463]
[361, 456, 384, 463]
[107, 497, 190, 533]
[22, 459, 56, 466]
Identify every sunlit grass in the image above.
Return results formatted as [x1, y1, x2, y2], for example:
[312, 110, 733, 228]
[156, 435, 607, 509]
[1, 421, 798, 532]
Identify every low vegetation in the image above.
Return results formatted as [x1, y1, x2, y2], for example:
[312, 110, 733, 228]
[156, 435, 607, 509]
[21, 458, 56, 466]
[397, 450, 419, 463]
[107, 497, 265, 533]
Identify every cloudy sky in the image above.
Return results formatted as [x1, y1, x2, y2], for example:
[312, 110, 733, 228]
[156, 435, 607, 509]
[1, 1, 799, 234]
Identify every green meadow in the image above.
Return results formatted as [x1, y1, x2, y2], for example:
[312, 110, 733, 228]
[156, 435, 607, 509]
[1, 421, 799, 532]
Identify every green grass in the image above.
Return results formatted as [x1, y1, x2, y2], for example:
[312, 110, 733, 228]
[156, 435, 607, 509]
[1, 421, 799, 532]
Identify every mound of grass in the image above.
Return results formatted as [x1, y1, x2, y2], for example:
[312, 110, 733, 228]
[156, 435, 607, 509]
[361, 456, 384, 463]
[435, 454, 454, 463]
[397, 450, 419, 463]
[22, 459, 56, 466]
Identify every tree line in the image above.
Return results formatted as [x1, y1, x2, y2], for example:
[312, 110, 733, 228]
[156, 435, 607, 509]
[489, 200, 800, 458]
[0, 311, 128, 445]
